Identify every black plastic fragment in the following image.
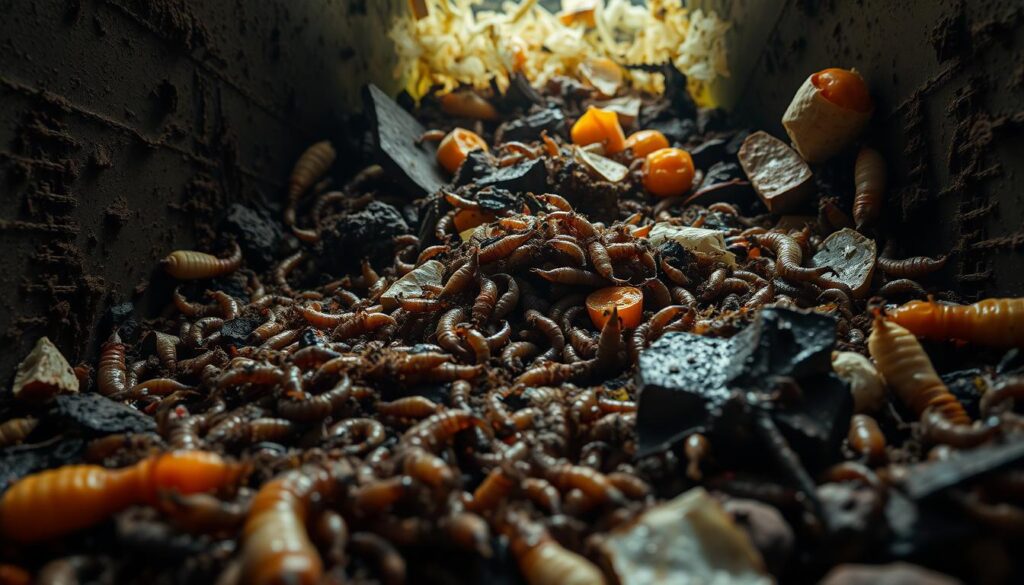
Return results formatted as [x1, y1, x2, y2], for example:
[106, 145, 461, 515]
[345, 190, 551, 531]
[502, 72, 546, 110]
[365, 84, 447, 196]
[476, 158, 549, 196]
[686, 162, 758, 210]
[636, 333, 735, 449]
[495, 107, 567, 144]
[475, 187, 523, 213]
[732, 308, 836, 387]
[53, 393, 157, 435]
[220, 203, 286, 271]
[773, 373, 852, 468]
[453, 150, 498, 187]
[702, 161, 745, 186]
[636, 307, 850, 473]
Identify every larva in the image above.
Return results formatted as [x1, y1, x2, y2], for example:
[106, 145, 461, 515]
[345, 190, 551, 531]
[868, 314, 970, 425]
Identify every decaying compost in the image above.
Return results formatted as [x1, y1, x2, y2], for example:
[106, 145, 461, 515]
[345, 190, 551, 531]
[1, 8, 1023, 585]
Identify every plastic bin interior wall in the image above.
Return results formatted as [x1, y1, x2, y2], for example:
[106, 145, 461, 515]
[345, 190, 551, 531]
[0, 0, 1021, 383]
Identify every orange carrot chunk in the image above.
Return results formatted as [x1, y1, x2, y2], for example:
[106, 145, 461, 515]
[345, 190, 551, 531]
[437, 128, 489, 174]
[586, 286, 643, 330]
[571, 106, 626, 154]
[642, 147, 695, 198]
[625, 130, 670, 159]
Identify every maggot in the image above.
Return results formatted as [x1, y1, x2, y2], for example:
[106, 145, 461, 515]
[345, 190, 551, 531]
[161, 242, 242, 280]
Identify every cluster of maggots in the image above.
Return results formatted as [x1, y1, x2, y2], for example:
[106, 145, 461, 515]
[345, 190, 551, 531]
[3, 108, 1024, 585]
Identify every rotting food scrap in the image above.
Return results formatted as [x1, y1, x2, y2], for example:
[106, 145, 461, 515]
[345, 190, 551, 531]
[1, 60, 1022, 585]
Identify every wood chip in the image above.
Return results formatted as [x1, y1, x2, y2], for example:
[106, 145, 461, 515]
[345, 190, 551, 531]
[738, 131, 815, 213]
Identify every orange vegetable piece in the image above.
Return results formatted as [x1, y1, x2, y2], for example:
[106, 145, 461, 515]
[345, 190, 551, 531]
[436, 128, 489, 174]
[439, 91, 499, 121]
[571, 106, 626, 154]
[625, 130, 669, 158]
[586, 286, 643, 330]
[453, 209, 495, 233]
[811, 68, 872, 113]
[642, 147, 695, 198]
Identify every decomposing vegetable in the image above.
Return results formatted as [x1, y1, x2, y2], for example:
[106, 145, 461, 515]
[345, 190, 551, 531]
[625, 130, 670, 159]
[782, 67, 872, 163]
[586, 287, 643, 330]
[642, 147, 695, 198]
[571, 106, 626, 154]
[435, 128, 489, 174]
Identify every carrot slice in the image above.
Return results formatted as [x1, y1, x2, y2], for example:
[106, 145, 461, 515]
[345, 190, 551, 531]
[571, 106, 626, 154]
[436, 128, 488, 174]
[586, 286, 643, 329]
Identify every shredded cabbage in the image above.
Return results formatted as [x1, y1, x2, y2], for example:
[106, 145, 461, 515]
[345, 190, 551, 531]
[390, 0, 730, 105]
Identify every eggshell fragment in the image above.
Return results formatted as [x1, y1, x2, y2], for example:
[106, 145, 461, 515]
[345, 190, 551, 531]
[13, 337, 79, 402]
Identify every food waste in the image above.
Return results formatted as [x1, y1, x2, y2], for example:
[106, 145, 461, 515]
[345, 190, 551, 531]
[1, 31, 1023, 585]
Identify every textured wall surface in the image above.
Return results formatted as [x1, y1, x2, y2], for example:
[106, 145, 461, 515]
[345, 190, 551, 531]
[0, 0, 402, 383]
[719, 0, 1024, 299]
